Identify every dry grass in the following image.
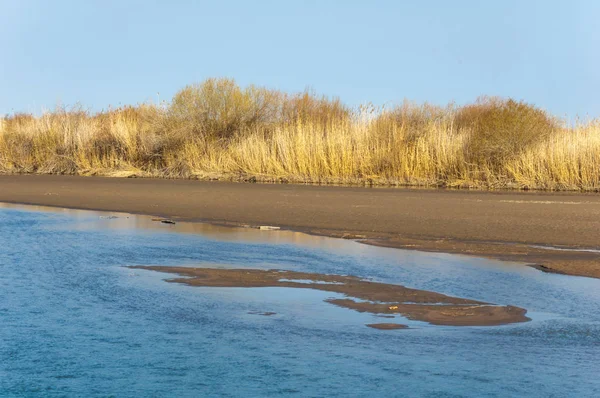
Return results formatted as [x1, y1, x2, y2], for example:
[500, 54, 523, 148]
[506, 121, 600, 190]
[1, 78, 598, 190]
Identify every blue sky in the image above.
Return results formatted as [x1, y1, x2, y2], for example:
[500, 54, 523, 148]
[1, 0, 598, 118]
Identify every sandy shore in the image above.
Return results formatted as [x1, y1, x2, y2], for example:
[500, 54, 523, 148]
[129, 266, 530, 326]
[1, 175, 599, 278]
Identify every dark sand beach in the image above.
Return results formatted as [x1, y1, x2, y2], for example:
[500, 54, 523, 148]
[1, 174, 599, 278]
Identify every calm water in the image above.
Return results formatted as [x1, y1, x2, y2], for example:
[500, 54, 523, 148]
[1, 203, 599, 397]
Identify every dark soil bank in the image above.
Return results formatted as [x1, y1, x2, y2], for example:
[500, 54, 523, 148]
[1, 174, 599, 278]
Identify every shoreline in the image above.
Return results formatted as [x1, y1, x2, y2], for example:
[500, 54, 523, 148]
[1, 174, 599, 279]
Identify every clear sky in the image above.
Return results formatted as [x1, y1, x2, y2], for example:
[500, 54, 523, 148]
[1, 0, 598, 118]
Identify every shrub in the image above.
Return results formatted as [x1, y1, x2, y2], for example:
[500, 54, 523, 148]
[280, 91, 350, 126]
[168, 78, 283, 140]
[456, 97, 558, 168]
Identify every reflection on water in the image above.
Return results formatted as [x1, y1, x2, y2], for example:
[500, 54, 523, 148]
[0, 202, 360, 252]
[1, 203, 600, 397]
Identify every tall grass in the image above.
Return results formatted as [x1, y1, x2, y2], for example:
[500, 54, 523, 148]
[1, 78, 599, 190]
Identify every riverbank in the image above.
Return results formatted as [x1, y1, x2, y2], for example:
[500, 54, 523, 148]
[1, 174, 599, 278]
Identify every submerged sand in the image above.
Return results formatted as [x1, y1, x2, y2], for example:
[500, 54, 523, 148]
[128, 266, 530, 327]
[366, 323, 409, 330]
[1, 175, 599, 278]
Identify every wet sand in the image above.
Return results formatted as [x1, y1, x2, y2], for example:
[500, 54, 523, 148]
[129, 266, 530, 326]
[1, 175, 599, 278]
[366, 323, 409, 330]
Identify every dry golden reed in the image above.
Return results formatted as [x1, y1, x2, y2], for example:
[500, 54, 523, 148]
[1, 78, 598, 190]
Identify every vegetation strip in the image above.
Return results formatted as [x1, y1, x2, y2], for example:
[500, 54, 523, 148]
[2, 78, 599, 190]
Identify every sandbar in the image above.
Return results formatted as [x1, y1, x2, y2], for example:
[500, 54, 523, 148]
[128, 266, 530, 327]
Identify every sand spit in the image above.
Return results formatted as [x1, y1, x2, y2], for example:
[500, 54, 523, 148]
[1, 175, 599, 279]
[128, 266, 530, 327]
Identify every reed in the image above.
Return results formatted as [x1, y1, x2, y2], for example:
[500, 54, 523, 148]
[1, 78, 598, 190]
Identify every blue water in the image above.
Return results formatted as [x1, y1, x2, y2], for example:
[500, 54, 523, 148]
[1, 204, 600, 397]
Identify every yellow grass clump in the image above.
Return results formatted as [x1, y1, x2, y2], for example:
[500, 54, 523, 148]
[506, 121, 600, 190]
[1, 78, 598, 191]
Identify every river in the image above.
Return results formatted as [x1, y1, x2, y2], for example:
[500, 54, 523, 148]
[1, 204, 599, 397]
